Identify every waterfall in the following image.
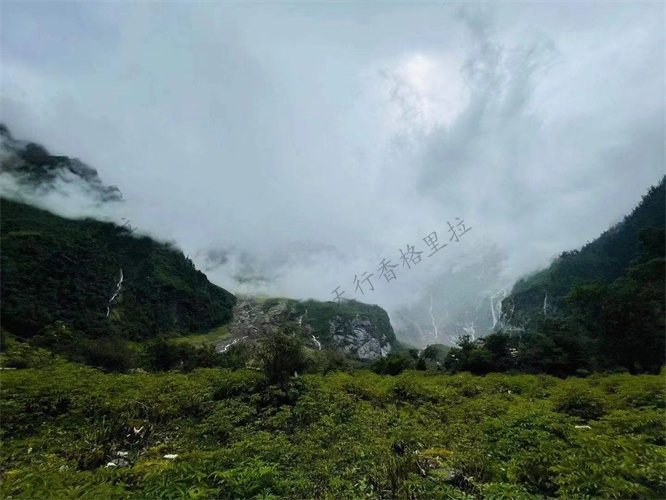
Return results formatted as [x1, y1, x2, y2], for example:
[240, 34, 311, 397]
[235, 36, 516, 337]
[490, 286, 508, 329]
[300, 308, 320, 349]
[429, 292, 438, 340]
[106, 268, 124, 317]
[219, 335, 249, 353]
[543, 292, 548, 315]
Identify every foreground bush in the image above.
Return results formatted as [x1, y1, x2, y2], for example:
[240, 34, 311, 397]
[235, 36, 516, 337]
[1, 365, 664, 499]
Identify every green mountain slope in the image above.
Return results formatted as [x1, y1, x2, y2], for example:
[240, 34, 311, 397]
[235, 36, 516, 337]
[502, 176, 665, 327]
[0, 198, 236, 340]
[444, 178, 665, 376]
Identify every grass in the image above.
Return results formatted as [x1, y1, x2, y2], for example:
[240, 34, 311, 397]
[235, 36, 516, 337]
[173, 325, 231, 346]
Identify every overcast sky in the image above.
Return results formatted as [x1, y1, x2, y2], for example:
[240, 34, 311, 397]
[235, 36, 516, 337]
[1, 2, 664, 328]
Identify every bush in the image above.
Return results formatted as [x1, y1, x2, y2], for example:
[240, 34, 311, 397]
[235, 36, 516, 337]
[72, 336, 137, 372]
[1, 360, 663, 499]
[258, 325, 308, 384]
[552, 384, 607, 420]
[371, 353, 415, 376]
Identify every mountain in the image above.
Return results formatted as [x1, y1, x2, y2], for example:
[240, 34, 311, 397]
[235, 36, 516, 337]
[0, 124, 122, 203]
[392, 246, 508, 347]
[443, 178, 664, 376]
[0, 196, 398, 365]
[0, 198, 236, 340]
[501, 176, 665, 328]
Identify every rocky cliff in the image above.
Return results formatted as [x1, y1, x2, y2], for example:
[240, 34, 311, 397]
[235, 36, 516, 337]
[218, 297, 396, 360]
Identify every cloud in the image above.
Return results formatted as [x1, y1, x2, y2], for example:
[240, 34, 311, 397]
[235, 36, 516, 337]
[1, 2, 663, 346]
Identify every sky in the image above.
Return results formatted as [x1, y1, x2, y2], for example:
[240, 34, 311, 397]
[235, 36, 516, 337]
[1, 2, 664, 344]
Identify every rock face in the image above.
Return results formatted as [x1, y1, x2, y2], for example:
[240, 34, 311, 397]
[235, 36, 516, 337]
[330, 315, 392, 360]
[219, 297, 395, 360]
[229, 300, 264, 337]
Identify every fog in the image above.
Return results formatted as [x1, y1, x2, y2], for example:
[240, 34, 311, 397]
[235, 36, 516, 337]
[2, 3, 663, 346]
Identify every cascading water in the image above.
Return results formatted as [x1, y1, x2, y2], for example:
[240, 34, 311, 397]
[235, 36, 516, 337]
[429, 292, 439, 340]
[106, 269, 123, 317]
[219, 335, 249, 353]
[490, 286, 508, 329]
[300, 308, 321, 350]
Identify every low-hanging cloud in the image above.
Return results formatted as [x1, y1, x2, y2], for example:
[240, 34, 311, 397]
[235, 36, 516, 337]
[1, 3, 663, 346]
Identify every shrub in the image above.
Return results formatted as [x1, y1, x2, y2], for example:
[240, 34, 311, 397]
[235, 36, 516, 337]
[552, 384, 607, 420]
[257, 325, 307, 384]
[371, 353, 415, 376]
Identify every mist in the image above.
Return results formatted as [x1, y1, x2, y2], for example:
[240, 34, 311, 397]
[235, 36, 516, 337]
[2, 2, 663, 346]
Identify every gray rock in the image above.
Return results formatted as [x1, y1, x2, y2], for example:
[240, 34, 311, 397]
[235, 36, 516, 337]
[223, 298, 394, 360]
[105, 458, 129, 468]
[331, 315, 392, 360]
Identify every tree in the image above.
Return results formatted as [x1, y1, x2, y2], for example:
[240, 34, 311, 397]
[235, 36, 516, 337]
[258, 325, 307, 384]
[371, 353, 415, 376]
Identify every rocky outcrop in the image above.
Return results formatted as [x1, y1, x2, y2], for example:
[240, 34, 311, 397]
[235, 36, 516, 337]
[330, 315, 392, 360]
[229, 300, 264, 337]
[219, 297, 395, 359]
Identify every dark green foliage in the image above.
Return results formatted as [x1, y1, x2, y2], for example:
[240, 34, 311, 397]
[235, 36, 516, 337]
[218, 342, 256, 371]
[552, 385, 607, 421]
[504, 176, 665, 325]
[257, 325, 308, 384]
[371, 353, 416, 376]
[1, 365, 664, 499]
[303, 348, 361, 375]
[142, 337, 225, 373]
[492, 178, 666, 376]
[0, 199, 236, 343]
[422, 343, 450, 364]
[566, 258, 665, 374]
[445, 326, 591, 377]
[70, 336, 138, 373]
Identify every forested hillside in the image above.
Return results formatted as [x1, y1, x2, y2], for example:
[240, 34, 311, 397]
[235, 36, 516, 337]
[446, 178, 665, 376]
[502, 177, 665, 326]
[0, 199, 236, 341]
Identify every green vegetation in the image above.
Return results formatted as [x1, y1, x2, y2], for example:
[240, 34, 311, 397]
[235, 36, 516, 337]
[487, 178, 665, 376]
[1, 361, 664, 499]
[1, 136, 664, 498]
[504, 176, 665, 325]
[0, 198, 236, 368]
[172, 325, 231, 347]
